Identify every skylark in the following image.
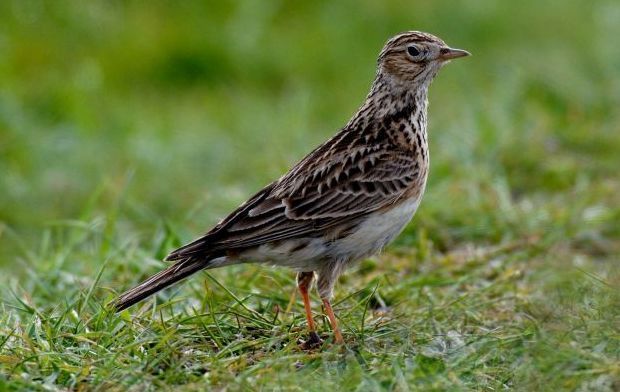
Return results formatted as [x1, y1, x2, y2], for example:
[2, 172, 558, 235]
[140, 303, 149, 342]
[112, 31, 469, 345]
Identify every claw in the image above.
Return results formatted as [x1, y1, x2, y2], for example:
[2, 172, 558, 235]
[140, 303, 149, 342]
[299, 331, 323, 350]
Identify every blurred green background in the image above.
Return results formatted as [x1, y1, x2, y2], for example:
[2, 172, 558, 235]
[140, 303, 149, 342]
[1, 0, 619, 389]
[1, 0, 619, 260]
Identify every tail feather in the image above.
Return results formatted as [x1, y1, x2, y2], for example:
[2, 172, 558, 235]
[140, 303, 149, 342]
[111, 258, 207, 312]
[165, 237, 210, 261]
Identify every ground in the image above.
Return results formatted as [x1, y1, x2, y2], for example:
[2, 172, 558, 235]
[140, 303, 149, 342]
[0, 1, 619, 390]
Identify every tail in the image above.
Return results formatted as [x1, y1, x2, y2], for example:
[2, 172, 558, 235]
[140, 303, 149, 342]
[111, 257, 207, 312]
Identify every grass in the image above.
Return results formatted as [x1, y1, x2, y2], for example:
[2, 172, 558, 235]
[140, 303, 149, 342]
[1, 0, 619, 390]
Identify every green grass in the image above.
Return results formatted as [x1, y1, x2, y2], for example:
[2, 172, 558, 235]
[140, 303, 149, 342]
[1, 0, 619, 390]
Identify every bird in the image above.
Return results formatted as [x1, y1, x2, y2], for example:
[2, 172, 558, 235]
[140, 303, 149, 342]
[111, 31, 469, 346]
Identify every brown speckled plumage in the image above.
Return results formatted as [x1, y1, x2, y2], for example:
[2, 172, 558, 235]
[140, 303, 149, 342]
[112, 31, 469, 345]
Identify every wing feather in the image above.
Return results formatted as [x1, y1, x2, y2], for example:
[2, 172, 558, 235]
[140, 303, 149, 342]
[166, 128, 421, 259]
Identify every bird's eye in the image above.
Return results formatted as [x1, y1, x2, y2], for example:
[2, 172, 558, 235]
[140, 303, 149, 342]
[407, 45, 421, 57]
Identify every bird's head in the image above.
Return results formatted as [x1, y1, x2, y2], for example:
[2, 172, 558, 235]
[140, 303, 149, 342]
[378, 31, 470, 87]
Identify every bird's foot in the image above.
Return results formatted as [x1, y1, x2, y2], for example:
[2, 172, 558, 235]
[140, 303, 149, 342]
[298, 331, 323, 350]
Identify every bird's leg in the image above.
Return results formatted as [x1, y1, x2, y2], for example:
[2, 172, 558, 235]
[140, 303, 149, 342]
[316, 262, 346, 344]
[321, 297, 344, 344]
[297, 271, 321, 346]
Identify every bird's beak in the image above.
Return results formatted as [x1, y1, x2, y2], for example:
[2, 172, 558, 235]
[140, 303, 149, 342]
[439, 47, 471, 60]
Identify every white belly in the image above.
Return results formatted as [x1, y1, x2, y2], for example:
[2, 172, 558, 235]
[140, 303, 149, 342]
[328, 196, 422, 261]
[240, 196, 422, 271]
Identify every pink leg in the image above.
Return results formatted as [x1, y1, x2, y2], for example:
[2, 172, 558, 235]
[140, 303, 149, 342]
[322, 298, 344, 344]
[297, 272, 321, 346]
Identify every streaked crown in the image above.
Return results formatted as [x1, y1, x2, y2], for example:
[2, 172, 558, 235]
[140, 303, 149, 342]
[377, 31, 469, 84]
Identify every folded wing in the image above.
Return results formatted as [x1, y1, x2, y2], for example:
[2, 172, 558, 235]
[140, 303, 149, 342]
[166, 130, 420, 261]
